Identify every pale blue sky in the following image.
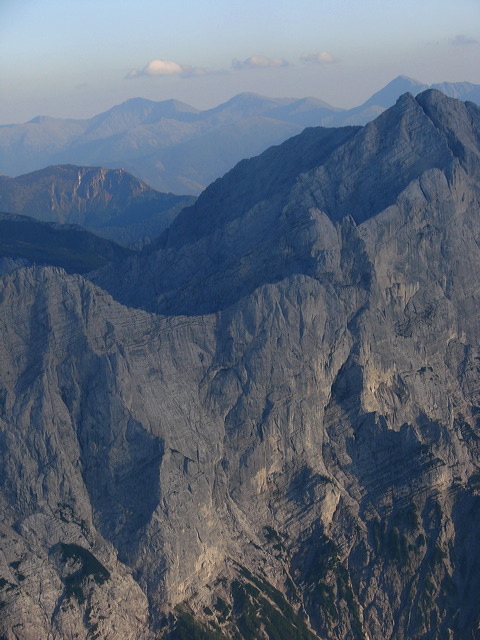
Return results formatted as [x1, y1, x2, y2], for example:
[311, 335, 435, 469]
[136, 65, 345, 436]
[0, 0, 479, 123]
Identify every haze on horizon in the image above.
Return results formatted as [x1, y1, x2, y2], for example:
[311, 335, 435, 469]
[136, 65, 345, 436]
[0, 0, 479, 125]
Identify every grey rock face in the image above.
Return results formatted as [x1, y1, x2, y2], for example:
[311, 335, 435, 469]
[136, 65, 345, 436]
[92, 90, 480, 315]
[2, 90, 480, 638]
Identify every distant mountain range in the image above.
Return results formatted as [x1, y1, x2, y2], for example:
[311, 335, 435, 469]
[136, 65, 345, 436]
[1, 76, 479, 194]
[0, 165, 195, 246]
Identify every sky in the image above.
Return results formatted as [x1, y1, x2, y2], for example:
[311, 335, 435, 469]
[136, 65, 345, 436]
[0, 0, 479, 124]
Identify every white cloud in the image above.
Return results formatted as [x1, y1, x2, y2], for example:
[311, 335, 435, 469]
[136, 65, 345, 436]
[299, 52, 334, 64]
[126, 59, 207, 79]
[232, 55, 289, 70]
[451, 34, 478, 46]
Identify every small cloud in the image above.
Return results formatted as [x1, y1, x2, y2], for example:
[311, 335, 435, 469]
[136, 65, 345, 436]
[232, 55, 289, 70]
[299, 51, 334, 64]
[126, 59, 208, 79]
[178, 65, 209, 78]
[451, 34, 478, 46]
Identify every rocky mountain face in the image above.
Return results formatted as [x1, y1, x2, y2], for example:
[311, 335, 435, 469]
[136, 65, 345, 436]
[0, 165, 195, 247]
[1, 77, 478, 195]
[2, 90, 480, 639]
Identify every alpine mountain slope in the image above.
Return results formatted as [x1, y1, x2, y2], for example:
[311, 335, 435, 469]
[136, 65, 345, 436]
[1, 90, 480, 639]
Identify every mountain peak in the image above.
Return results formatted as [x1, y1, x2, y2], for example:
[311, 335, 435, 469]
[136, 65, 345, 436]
[415, 88, 480, 167]
[87, 97, 200, 134]
[4, 86, 480, 640]
[98, 96, 198, 116]
[204, 92, 294, 117]
[92, 90, 479, 315]
[393, 73, 424, 84]
[360, 75, 428, 109]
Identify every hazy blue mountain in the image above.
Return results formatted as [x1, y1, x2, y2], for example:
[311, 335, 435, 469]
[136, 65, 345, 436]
[328, 76, 480, 127]
[357, 75, 429, 109]
[0, 77, 479, 195]
[126, 116, 304, 194]
[266, 95, 344, 126]
[0, 164, 195, 246]
[431, 80, 480, 103]
[83, 97, 201, 139]
[198, 92, 295, 122]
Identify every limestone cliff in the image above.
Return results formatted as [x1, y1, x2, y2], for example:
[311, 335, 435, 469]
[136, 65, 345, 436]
[1, 91, 480, 638]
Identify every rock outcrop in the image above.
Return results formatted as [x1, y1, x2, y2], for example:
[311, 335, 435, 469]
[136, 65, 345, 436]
[1, 90, 480, 638]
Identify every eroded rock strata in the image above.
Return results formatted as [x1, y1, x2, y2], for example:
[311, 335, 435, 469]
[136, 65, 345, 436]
[1, 90, 480, 638]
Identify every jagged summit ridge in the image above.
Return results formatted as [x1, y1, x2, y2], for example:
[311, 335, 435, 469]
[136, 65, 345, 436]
[92, 90, 480, 315]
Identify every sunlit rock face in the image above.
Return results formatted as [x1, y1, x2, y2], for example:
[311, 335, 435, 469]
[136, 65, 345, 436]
[2, 90, 480, 639]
